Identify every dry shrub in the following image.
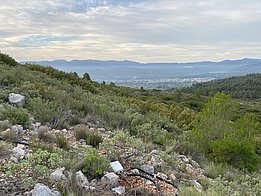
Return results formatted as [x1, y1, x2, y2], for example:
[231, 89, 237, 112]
[37, 126, 56, 143]
[74, 124, 88, 141]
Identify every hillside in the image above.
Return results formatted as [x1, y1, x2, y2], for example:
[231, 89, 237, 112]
[0, 53, 260, 196]
[187, 73, 261, 99]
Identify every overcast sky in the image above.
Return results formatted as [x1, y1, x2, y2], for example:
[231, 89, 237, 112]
[1, 0, 261, 62]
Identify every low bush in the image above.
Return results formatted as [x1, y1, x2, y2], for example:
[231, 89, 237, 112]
[74, 124, 88, 141]
[82, 148, 109, 180]
[37, 126, 56, 143]
[202, 161, 226, 179]
[0, 105, 30, 128]
[56, 134, 70, 150]
[6, 149, 62, 190]
[0, 120, 10, 132]
[86, 131, 103, 148]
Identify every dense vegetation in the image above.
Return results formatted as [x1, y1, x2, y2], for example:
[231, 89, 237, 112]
[187, 73, 261, 99]
[0, 52, 260, 195]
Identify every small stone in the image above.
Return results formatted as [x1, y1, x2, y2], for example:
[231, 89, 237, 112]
[110, 161, 123, 173]
[192, 180, 203, 192]
[16, 125, 23, 134]
[35, 122, 41, 127]
[170, 173, 176, 182]
[32, 183, 61, 196]
[50, 168, 67, 182]
[150, 149, 160, 154]
[140, 165, 154, 175]
[178, 155, 189, 163]
[10, 156, 18, 163]
[112, 186, 125, 195]
[75, 171, 89, 188]
[54, 130, 61, 134]
[130, 169, 139, 174]
[11, 125, 19, 135]
[97, 128, 105, 132]
[101, 172, 119, 187]
[90, 179, 97, 187]
[191, 160, 200, 169]
[157, 172, 167, 179]
[79, 139, 86, 144]
[12, 147, 25, 158]
[17, 144, 26, 149]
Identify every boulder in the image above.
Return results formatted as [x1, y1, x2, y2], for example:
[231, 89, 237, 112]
[101, 172, 119, 187]
[50, 168, 67, 182]
[8, 93, 25, 106]
[140, 165, 154, 175]
[32, 183, 61, 196]
[75, 171, 89, 189]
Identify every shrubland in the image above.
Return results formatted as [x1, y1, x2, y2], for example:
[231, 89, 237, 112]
[0, 52, 260, 195]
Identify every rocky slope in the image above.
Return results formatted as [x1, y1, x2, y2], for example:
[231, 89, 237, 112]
[0, 93, 213, 196]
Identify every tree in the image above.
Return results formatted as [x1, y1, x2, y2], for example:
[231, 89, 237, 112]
[189, 92, 260, 171]
[83, 72, 91, 81]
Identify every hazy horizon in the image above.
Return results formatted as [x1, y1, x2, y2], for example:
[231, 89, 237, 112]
[1, 0, 261, 63]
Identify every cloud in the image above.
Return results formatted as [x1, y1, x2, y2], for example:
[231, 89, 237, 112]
[0, 0, 261, 62]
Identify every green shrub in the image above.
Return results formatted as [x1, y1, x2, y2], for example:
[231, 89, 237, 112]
[28, 98, 61, 125]
[6, 149, 62, 190]
[0, 120, 10, 132]
[189, 93, 260, 171]
[210, 137, 260, 172]
[202, 162, 226, 179]
[86, 131, 103, 148]
[0, 52, 17, 66]
[82, 148, 109, 179]
[56, 134, 70, 150]
[0, 105, 30, 128]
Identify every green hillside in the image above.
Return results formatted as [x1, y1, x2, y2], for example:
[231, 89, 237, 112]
[188, 73, 261, 99]
[0, 53, 260, 196]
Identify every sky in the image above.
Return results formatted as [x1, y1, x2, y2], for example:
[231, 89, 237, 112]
[1, 0, 261, 63]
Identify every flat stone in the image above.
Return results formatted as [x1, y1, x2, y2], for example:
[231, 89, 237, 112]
[110, 161, 123, 173]
[140, 165, 154, 175]
[32, 183, 61, 196]
[112, 186, 125, 195]
[101, 172, 119, 187]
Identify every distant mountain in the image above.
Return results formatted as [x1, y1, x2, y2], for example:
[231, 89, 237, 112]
[21, 58, 261, 89]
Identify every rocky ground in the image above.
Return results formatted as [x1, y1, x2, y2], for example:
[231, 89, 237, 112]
[0, 120, 214, 196]
[0, 93, 214, 196]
